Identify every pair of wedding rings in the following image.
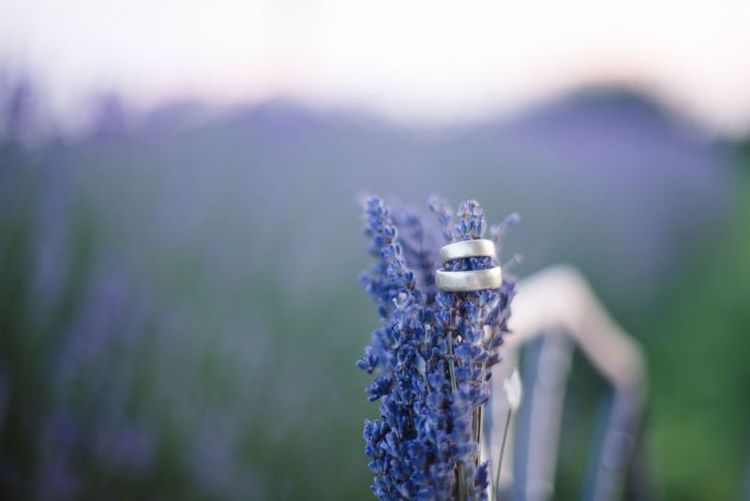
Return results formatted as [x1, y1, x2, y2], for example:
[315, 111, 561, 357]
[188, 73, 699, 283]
[435, 239, 502, 292]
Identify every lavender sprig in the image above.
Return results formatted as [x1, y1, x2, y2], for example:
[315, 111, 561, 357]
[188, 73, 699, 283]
[357, 197, 427, 498]
[358, 196, 516, 500]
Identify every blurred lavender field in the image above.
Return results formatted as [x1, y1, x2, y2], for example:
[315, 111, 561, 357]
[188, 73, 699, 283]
[1, 79, 749, 499]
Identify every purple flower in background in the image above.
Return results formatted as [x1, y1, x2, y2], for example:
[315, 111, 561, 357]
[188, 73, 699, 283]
[357, 196, 516, 500]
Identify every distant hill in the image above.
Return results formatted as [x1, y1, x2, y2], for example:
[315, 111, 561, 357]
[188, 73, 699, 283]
[4, 86, 736, 311]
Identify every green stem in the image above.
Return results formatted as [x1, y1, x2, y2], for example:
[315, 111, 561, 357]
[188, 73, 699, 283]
[475, 406, 483, 446]
[447, 335, 466, 501]
[476, 361, 487, 448]
[493, 408, 512, 500]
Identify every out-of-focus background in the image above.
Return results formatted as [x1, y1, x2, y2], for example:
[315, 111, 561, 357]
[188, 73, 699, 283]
[1, 1, 749, 499]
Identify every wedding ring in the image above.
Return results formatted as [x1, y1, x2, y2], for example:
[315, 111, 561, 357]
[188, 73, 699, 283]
[435, 266, 502, 291]
[439, 239, 496, 264]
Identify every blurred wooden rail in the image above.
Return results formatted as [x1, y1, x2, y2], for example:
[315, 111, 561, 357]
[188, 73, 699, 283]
[483, 265, 649, 501]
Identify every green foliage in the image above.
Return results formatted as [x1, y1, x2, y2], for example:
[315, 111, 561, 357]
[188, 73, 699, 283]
[645, 147, 750, 500]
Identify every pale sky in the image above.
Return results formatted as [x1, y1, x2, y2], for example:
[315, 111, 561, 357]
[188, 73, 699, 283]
[2, 0, 750, 133]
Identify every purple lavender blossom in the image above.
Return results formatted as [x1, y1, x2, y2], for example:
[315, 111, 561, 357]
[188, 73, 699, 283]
[358, 197, 419, 320]
[358, 196, 516, 500]
[392, 208, 438, 296]
[431, 200, 516, 500]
